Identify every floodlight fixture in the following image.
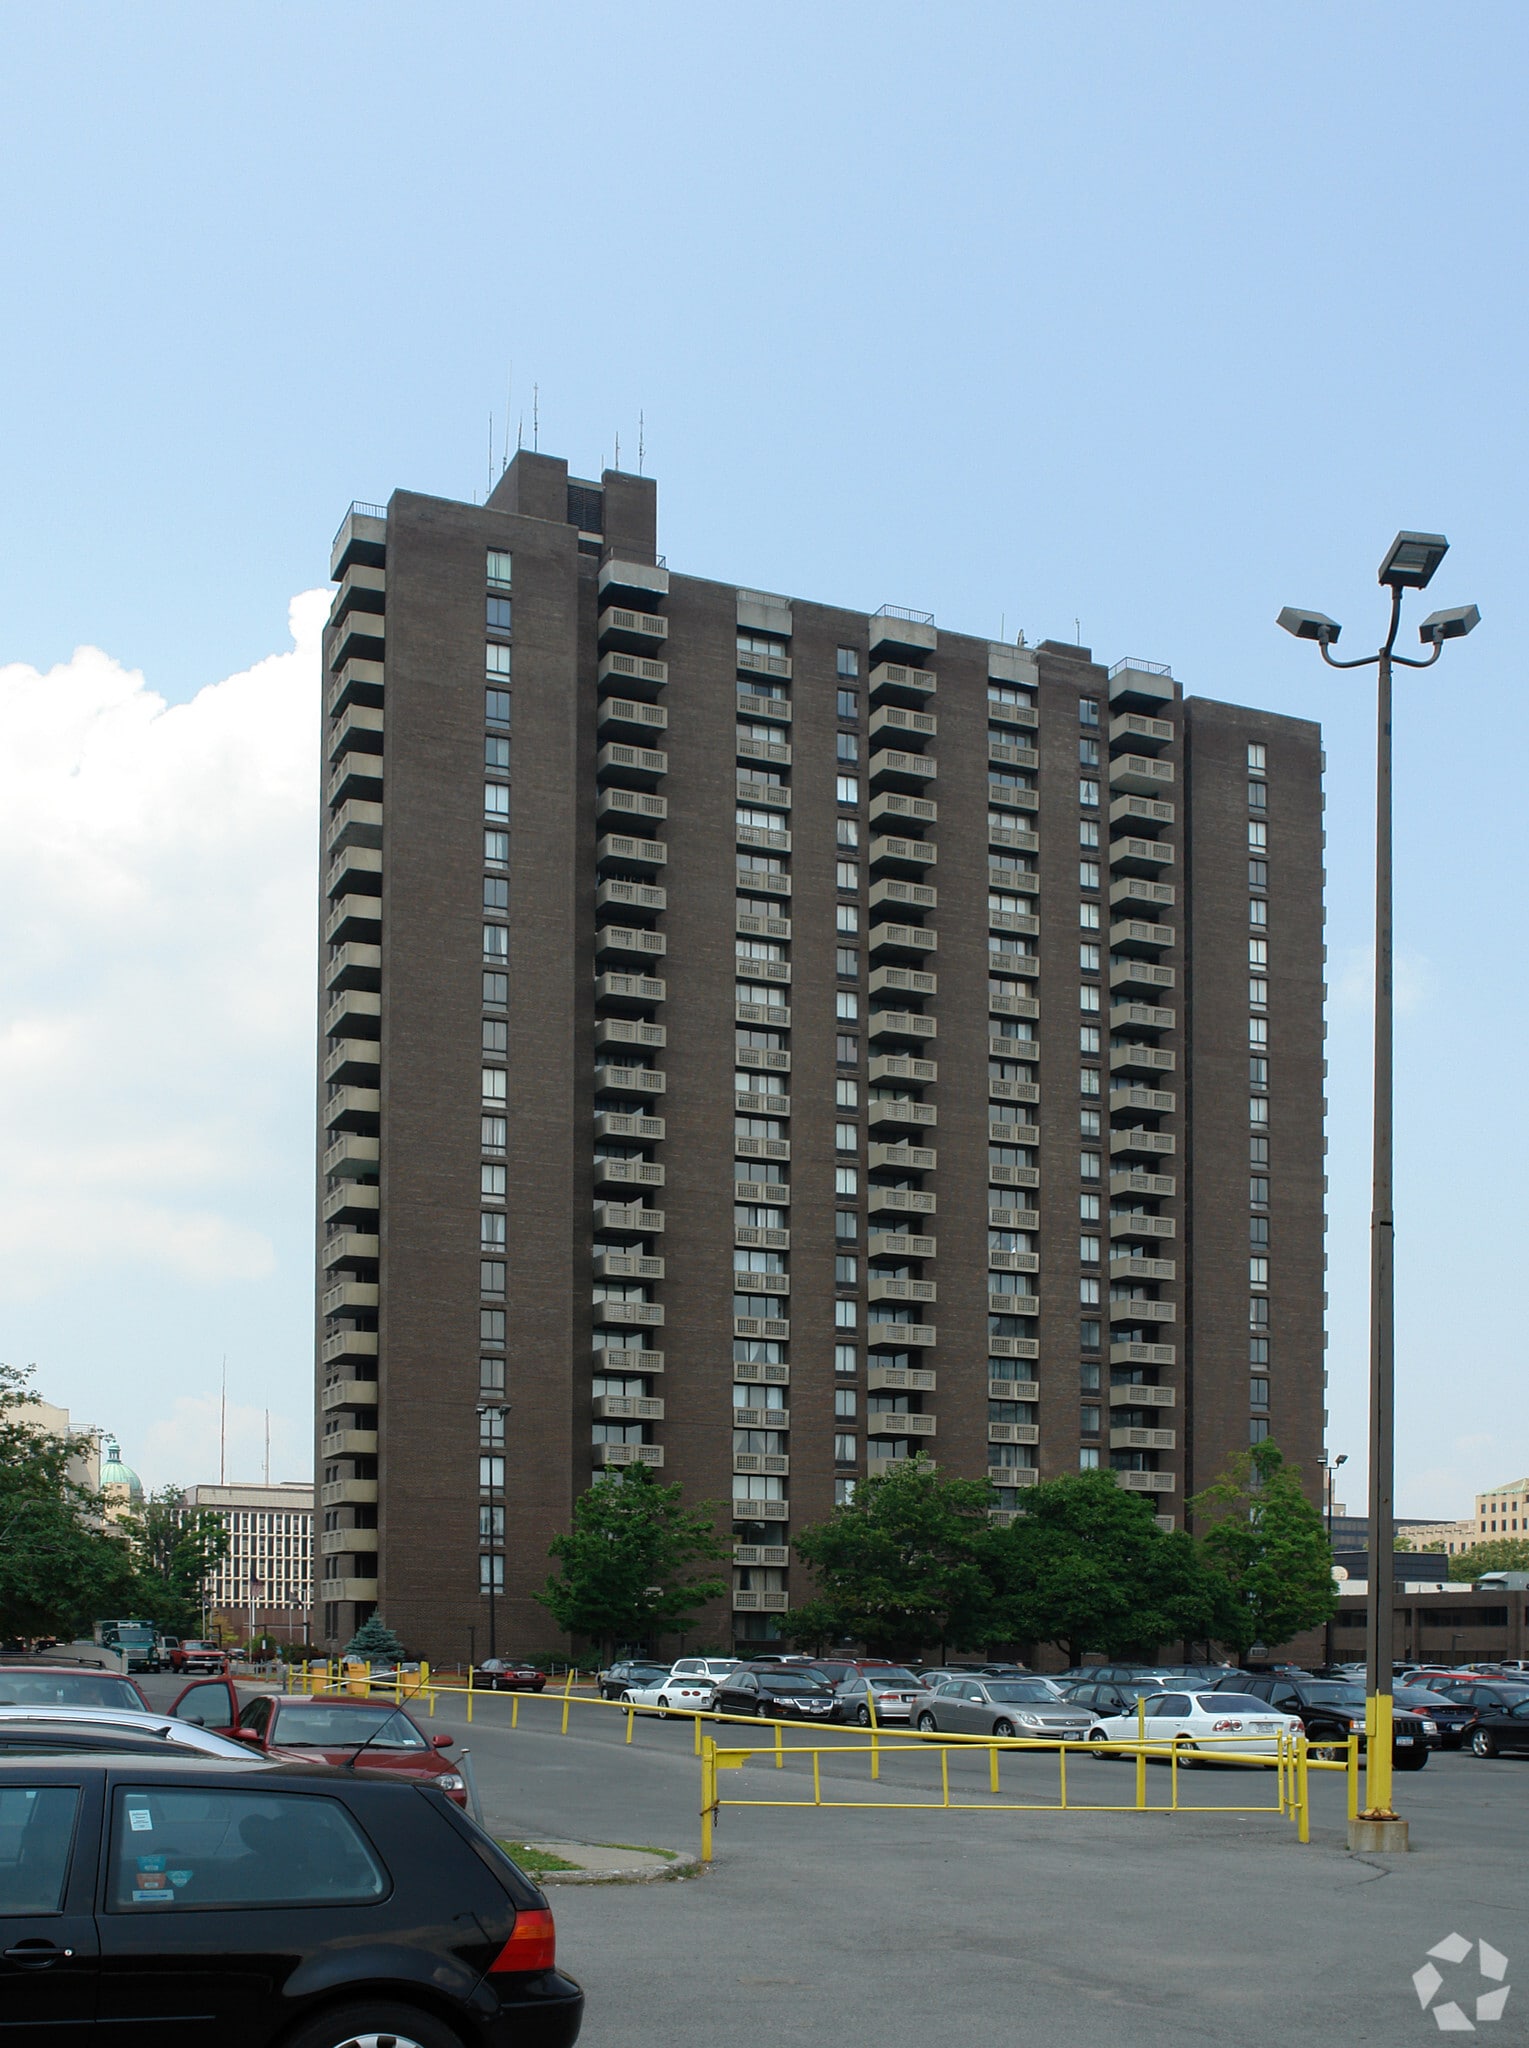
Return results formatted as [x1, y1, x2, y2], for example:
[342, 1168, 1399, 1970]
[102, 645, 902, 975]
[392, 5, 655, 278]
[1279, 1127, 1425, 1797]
[1276, 607, 1341, 645]
[1417, 603, 1480, 644]
[1378, 531, 1448, 591]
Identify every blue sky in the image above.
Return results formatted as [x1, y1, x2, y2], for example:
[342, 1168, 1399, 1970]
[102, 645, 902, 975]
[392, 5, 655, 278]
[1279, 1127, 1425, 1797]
[0, 2, 1522, 1511]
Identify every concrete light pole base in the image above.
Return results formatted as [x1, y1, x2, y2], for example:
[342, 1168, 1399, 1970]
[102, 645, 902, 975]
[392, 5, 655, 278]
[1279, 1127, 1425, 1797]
[1348, 1816, 1410, 1853]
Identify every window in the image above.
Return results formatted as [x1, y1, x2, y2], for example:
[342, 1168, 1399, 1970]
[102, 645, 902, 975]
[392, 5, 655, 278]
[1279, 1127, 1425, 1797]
[1079, 902, 1100, 930]
[479, 1405, 506, 1445]
[1250, 1216, 1269, 1246]
[480, 1357, 505, 1395]
[1080, 943, 1100, 972]
[481, 1260, 506, 1295]
[836, 903, 860, 934]
[480, 1454, 505, 1489]
[483, 973, 509, 1010]
[837, 648, 860, 679]
[834, 1387, 857, 1420]
[481, 1307, 506, 1349]
[835, 1344, 857, 1375]
[836, 1078, 859, 1108]
[1249, 976, 1268, 1006]
[836, 949, 860, 979]
[482, 924, 508, 963]
[835, 1300, 858, 1329]
[1249, 1297, 1270, 1329]
[1080, 1405, 1100, 1436]
[1250, 1135, 1269, 1166]
[1247, 743, 1266, 771]
[120, 1790, 382, 1916]
[485, 829, 509, 866]
[1247, 780, 1267, 810]
[836, 690, 860, 724]
[0, 1786, 78, 1911]
[1249, 1057, 1269, 1087]
[836, 776, 860, 805]
[481, 1211, 506, 1249]
[835, 1479, 857, 1504]
[1248, 858, 1268, 888]
[836, 818, 859, 850]
[486, 643, 511, 678]
[1080, 1151, 1100, 1181]
[484, 782, 511, 821]
[1249, 1255, 1269, 1287]
[835, 1254, 858, 1285]
[1249, 897, 1268, 927]
[1249, 1418, 1271, 1444]
[837, 861, 860, 892]
[836, 1035, 859, 1065]
[836, 732, 859, 763]
[1079, 1025, 1100, 1054]
[1250, 1175, 1270, 1204]
[1079, 1277, 1100, 1305]
[835, 1166, 858, 1196]
[834, 1434, 858, 1463]
[1079, 736, 1100, 767]
[1079, 820, 1099, 848]
[836, 992, 859, 1021]
[1249, 938, 1268, 967]
[485, 736, 510, 772]
[479, 1553, 506, 1593]
[1080, 1108, 1101, 1139]
[483, 876, 509, 911]
[1080, 986, 1101, 1014]
[1079, 1234, 1100, 1262]
[481, 1067, 507, 1102]
[486, 595, 512, 633]
[1079, 1193, 1100, 1221]
[1079, 860, 1100, 889]
[1079, 779, 1100, 807]
[1250, 1096, 1269, 1125]
[1079, 1447, 1101, 1470]
[1250, 1336, 1269, 1365]
[486, 688, 511, 726]
[1250, 1378, 1270, 1407]
[1249, 1016, 1267, 1047]
[1080, 1067, 1100, 1096]
[835, 1122, 858, 1152]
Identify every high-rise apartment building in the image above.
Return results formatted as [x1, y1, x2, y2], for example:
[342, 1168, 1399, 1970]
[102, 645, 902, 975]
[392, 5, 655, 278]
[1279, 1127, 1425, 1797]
[315, 452, 1326, 1663]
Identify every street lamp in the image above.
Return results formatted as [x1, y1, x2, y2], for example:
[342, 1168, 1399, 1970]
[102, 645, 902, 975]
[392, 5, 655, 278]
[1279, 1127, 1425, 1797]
[476, 1402, 508, 1662]
[1322, 1452, 1348, 1669]
[1279, 533, 1478, 1847]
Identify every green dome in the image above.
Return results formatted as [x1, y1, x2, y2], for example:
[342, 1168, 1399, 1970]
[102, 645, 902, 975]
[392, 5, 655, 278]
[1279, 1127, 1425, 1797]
[100, 1437, 143, 1502]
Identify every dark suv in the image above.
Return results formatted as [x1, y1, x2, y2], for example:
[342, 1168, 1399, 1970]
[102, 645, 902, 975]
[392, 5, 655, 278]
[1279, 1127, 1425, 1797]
[0, 1750, 583, 2046]
[1214, 1673, 1434, 1767]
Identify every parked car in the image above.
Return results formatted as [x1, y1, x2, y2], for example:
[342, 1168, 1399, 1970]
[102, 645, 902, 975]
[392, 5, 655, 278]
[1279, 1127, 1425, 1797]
[802, 1657, 902, 1688]
[227, 1694, 469, 1806]
[0, 1706, 261, 1759]
[712, 1668, 840, 1720]
[1213, 1674, 1434, 1766]
[619, 1673, 716, 1718]
[670, 1657, 739, 1687]
[915, 1677, 1094, 1742]
[167, 1639, 228, 1674]
[1423, 1677, 1529, 1720]
[0, 1665, 149, 1712]
[1088, 1689, 1304, 1760]
[1059, 1677, 1165, 1718]
[598, 1659, 672, 1700]
[0, 1750, 584, 2046]
[832, 1670, 932, 1726]
[476, 1659, 547, 1692]
[1395, 1685, 1476, 1748]
[1463, 1696, 1529, 1757]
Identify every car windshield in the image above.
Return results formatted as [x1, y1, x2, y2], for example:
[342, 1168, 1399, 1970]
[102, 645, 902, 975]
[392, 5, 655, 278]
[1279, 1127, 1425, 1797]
[1297, 1683, 1366, 1706]
[272, 1705, 427, 1749]
[0, 1674, 146, 1710]
[1198, 1694, 1272, 1714]
[865, 1670, 920, 1687]
[766, 1677, 829, 1694]
[1395, 1687, 1451, 1707]
[986, 1682, 1066, 1703]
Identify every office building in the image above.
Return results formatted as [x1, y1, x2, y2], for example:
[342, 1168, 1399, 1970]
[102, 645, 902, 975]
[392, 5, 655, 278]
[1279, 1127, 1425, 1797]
[315, 451, 1326, 1662]
[183, 1481, 315, 1640]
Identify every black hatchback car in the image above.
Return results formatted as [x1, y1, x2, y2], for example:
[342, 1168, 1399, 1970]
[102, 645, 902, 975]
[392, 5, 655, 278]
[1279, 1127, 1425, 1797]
[0, 1749, 583, 2047]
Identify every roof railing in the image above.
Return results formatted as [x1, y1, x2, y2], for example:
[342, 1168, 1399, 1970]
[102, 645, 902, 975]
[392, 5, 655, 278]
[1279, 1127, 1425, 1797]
[1108, 657, 1173, 680]
[874, 603, 936, 626]
[332, 501, 387, 552]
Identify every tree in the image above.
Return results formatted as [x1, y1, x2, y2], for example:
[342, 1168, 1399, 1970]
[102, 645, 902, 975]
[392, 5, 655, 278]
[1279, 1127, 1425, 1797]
[536, 1467, 728, 1664]
[995, 1469, 1218, 1665]
[344, 1614, 406, 1662]
[1446, 1539, 1529, 1581]
[1189, 1441, 1336, 1659]
[120, 1486, 229, 1634]
[785, 1458, 1002, 1658]
[0, 1361, 137, 1641]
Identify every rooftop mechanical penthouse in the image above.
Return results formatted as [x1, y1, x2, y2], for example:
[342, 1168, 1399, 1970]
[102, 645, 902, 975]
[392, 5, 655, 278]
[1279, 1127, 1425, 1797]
[315, 451, 1326, 1663]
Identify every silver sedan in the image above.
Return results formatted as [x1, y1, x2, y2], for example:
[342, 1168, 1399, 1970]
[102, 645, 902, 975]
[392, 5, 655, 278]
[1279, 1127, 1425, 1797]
[914, 1678, 1096, 1741]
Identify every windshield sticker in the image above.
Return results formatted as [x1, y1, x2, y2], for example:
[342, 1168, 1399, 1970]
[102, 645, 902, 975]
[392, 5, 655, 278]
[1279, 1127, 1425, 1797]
[127, 1809, 153, 1832]
[136, 1855, 166, 1872]
[169, 1870, 193, 1887]
[132, 1889, 176, 1905]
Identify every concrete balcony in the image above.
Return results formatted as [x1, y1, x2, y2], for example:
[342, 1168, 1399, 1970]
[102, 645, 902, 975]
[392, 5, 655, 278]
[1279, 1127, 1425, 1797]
[868, 1276, 937, 1305]
[986, 1163, 1039, 1190]
[869, 1053, 936, 1086]
[595, 925, 667, 967]
[321, 1328, 378, 1366]
[868, 659, 936, 705]
[869, 922, 937, 961]
[867, 1098, 937, 1134]
[1115, 1469, 1176, 1493]
[869, 748, 938, 789]
[868, 879, 937, 916]
[323, 1133, 380, 1180]
[597, 740, 669, 786]
[987, 1335, 1038, 1360]
[869, 790, 937, 830]
[733, 1314, 790, 1342]
[596, 786, 667, 827]
[320, 1574, 380, 1604]
[1108, 1297, 1175, 1325]
[733, 1404, 791, 1431]
[327, 657, 385, 720]
[868, 609, 938, 661]
[986, 1203, 1039, 1230]
[988, 910, 1039, 942]
[987, 1119, 1039, 1146]
[869, 1141, 936, 1173]
[1110, 959, 1176, 995]
[599, 695, 669, 740]
[734, 1498, 790, 1522]
[868, 1186, 936, 1216]
[1110, 1256, 1177, 1282]
[323, 1039, 380, 1087]
[734, 1225, 790, 1251]
[1109, 1384, 1176, 1409]
[868, 834, 937, 874]
[736, 777, 792, 811]
[1109, 1213, 1175, 1240]
[593, 1158, 665, 1192]
[1109, 919, 1174, 956]
[987, 1466, 1039, 1488]
[322, 1280, 378, 1318]
[322, 1181, 378, 1226]
[326, 799, 384, 855]
[987, 1292, 1039, 1317]
[1110, 1004, 1175, 1037]
[867, 1367, 936, 1395]
[1110, 1426, 1177, 1451]
[869, 704, 937, 743]
[1109, 836, 1175, 876]
[732, 1591, 790, 1613]
[325, 943, 382, 995]
[866, 1412, 936, 1437]
[736, 823, 792, 855]
[330, 505, 386, 581]
[1110, 793, 1175, 833]
[328, 609, 385, 671]
[868, 1009, 936, 1048]
[596, 1065, 668, 1102]
[320, 1378, 379, 1414]
[733, 1452, 790, 1475]
[988, 866, 1039, 897]
[867, 1233, 936, 1261]
[1110, 1086, 1175, 1116]
[593, 1443, 665, 1470]
[597, 832, 668, 873]
[320, 1427, 379, 1457]
[321, 1479, 379, 1509]
[594, 971, 665, 1009]
[987, 1378, 1039, 1401]
[735, 1091, 790, 1116]
[735, 1136, 790, 1163]
[987, 779, 1039, 815]
[1109, 1128, 1175, 1159]
[597, 650, 668, 697]
[735, 1044, 791, 1075]
[323, 891, 382, 946]
[595, 1017, 667, 1053]
[736, 688, 792, 724]
[1110, 1341, 1175, 1367]
[1110, 1043, 1175, 1078]
[987, 945, 1040, 981]
[988, 1079, 1039, 1108]
[1109, 753, 1175, 796]
[737, 734, 792, 769]
[987, 1250, 1039, 1274]
[598, 880, 668, 921]
[988, 1422, 1040, 1445]
[733, 1543, 791, 1566]
[592, 1348, 664, 1376]
[988, 991, 1039, 1026]
[593, 1395, 665, 1423]
[329, 559, 385, 625]
[598, 558, 670, 607]
[732, 1360, 790, 1387]
[1109, 1169, 1176, 1198]
[869, 964, 936, 1001]
[736, 1000, 791, 1028]
[321, 1232, 379, 1271]
[736, 647, 792, 683]
[866, 1321, 936, 1348]
[321, 1526, 380, 1557]
[324, 1086, 380, 1135]
[736, 909, 792, 944]
[988, 741, 1039, 772]
[988, 822, 1039, 856]
[592, 1250, 665, 1282]
[328, 704, 384, 763]
[1110, 877, 1176, 916]
[736, 863, 790, 898]
[327, 753, 383, 807]
[1108, 710, 1173, 752]
[593, 1204, 665, 1237]
[598, 605, 669, 652]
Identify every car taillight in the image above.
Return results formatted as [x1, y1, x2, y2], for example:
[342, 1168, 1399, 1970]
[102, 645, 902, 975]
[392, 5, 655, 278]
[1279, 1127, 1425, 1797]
[490, 1906, 556, 1973]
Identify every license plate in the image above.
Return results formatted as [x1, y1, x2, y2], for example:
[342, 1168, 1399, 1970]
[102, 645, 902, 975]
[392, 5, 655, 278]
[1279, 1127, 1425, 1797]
[1253, 1721, 1278, 1732]
[1397, 1736, 1414, 1746]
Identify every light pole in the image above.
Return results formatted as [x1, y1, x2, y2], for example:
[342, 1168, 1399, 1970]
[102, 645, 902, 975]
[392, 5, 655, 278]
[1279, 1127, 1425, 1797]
[1279, 534, 1478, 1847]
[1322, 1452, 1347, 1669]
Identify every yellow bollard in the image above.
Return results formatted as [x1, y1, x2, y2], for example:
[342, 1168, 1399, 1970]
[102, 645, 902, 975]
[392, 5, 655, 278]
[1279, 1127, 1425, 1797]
[562, 1667, 574, 1735]
[1136, 1697, 1147, 1809]
[512, 1692, 519, 1730]
[867, 1686, 880, 1782]
[989, 1741, 1000, 1795]
[1059, 1740, 1068, 1810]
[693, 1710, 702, 1758]
[775, 1719, 783, 1770]
[467, 1664, 474, 1725]
[812, 1748, 822, 1805]
[625, 1701, 635, 1744]
[1347, 1731, 1360, 1823]
[940, 1745, 950, 1807]
[1297, 1736, 1310, 1844]
[700, 1738, 715, 1864]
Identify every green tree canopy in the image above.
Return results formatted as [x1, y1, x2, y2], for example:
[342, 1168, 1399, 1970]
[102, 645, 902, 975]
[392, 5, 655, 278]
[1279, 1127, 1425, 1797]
[994, 1469, 1218, 1665]
[344, 1614, 406, 1662]
[1445, 1538, 1529, 1581]
[0, 1361, 137, 1640]
[120, 1486, 229, 1635]
[1189, 1440, 1336, 1658]
[536, 1467, 728, 1663]
[785, 1457, 1002, 1658]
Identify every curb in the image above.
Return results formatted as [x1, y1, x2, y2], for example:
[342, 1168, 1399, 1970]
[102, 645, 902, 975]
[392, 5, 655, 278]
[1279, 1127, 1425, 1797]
[526, 1842, 701, 1885]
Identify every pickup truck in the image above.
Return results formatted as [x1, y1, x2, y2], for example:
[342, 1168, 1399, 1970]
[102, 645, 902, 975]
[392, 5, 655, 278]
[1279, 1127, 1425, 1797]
[167, 1639, 228, 1674]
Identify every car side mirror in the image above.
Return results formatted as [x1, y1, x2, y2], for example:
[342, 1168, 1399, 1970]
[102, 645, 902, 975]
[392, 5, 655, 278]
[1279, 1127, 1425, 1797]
[431, 1733, 453, 1749]
[235, 1727, 263, 1743]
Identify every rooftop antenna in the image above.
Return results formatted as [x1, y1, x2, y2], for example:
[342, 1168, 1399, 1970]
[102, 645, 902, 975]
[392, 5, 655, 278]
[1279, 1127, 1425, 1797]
[219, 1357, 226, 1486]
[263, 1409, 270, 1487]
[638, 410, 645, 475]
[1000, 611, 1005, 642]
[502, 368, 512, 475]
[1074, 617, 1082, 644]
[487, 412, 494, 496]
[614, 431, 621, 471]
[532, 384, 539, 452]
[517, 413, 524, 451]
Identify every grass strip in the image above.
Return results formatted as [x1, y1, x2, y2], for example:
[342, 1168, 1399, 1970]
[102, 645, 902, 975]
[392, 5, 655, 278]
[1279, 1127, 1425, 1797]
[599, 1841, 679, 1860]
[497, 1839, 581, 1874]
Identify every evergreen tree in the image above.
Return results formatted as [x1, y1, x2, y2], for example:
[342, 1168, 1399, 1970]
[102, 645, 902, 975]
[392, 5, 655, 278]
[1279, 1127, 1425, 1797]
[1189, 1440, 1336, 1658]
[536, 1467, 728, 1664]
[343, 1614, 406, 1662]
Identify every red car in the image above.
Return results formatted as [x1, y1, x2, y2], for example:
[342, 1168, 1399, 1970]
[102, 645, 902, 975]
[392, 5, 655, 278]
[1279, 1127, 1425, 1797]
[0, 1664, 150, 1712]
[229, 1691, 469, 1805]
[168, 1639, 228, 1674]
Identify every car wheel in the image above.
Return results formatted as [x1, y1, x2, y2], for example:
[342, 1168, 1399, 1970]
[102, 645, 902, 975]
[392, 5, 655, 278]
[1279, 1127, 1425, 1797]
[915, 1711, 937, 1734]
[1396, 1747, 1429, 1772]
[1087, 1728, 1113, 1760]
[655, 1697, 672, 1718]
[755, 1701, 770, 1718]
[855, 1705, 872, 1727]
[1472, 1728, 1498, 1758]
[992, 1718, 1017, 1739]
[283, 2001, 465, 2048]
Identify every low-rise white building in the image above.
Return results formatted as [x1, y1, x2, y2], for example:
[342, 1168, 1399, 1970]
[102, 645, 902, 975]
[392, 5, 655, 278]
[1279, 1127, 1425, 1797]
[182, 1482, 314, 1641]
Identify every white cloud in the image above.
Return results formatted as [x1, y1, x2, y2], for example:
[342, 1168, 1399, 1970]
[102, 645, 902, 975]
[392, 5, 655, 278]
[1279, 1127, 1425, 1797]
[0, 592, 326, 1298]
[1332, 943, 1431, 1015]
[136, 1395, 311, 1494]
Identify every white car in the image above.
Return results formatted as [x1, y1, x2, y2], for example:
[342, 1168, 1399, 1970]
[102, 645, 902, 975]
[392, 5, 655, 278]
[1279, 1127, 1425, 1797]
[618, 1673, 717, 1718]
[670, 1657, 738, 1690]
[1087, 1689, 1303, 1760]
